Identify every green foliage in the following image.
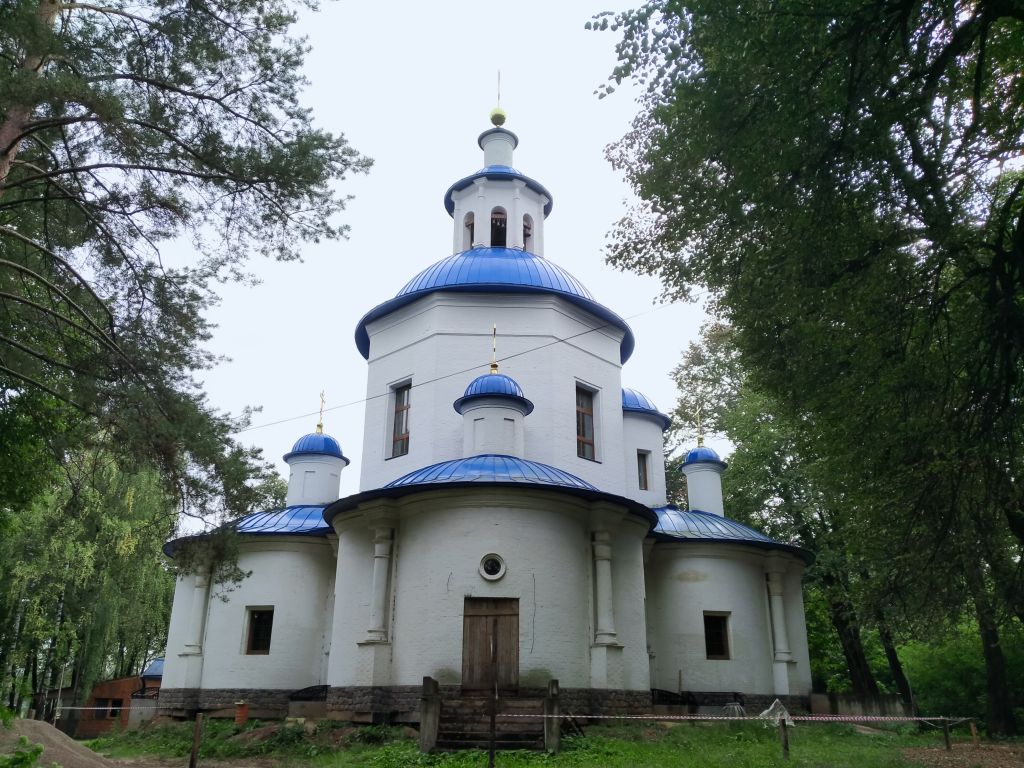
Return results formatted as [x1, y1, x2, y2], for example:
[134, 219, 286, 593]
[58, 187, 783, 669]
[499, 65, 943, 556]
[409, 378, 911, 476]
[0, 737, 43, 768]
[0, 0, 371, 526]
[600, 0, 1024, 733]
[88, 719, 958, 767]
[901, 622, 1024, 725]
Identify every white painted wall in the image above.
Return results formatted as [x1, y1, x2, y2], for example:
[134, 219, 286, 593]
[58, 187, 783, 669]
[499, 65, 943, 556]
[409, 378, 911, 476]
[162, 574, 201, 689]
[645, 543, 809, 695]
[621, 414, 667, 507]
[459, 398, 528, 457]
[285, 454, 346, 506]
[327, 489, 651, 692]
[198, 539, 336, 690]
[359, 293, 626, 493]
[681, 463, 725, 516]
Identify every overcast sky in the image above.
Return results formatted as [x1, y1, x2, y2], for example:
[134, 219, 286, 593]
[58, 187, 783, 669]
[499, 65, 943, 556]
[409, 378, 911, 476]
[197, 1, 717, 507]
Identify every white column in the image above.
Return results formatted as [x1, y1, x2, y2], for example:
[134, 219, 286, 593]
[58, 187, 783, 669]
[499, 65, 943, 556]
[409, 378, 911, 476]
[366, 526, 394, 643]
[183, 572, 210, 653]
[592, 530, 618, 645]
[474, 179, 487, 247]
[767, 568, 793, 694]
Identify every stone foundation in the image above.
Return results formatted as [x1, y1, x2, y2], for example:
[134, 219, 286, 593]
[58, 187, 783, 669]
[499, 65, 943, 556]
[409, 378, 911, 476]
[162, 686, 803, 721]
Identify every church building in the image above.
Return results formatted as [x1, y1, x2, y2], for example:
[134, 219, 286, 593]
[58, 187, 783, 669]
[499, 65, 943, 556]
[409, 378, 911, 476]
[159, 113, 813, 722]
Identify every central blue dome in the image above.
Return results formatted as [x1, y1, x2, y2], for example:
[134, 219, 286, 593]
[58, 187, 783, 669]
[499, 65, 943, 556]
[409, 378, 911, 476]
[354, 247, 636, 363]
[454, 373, 534, 415]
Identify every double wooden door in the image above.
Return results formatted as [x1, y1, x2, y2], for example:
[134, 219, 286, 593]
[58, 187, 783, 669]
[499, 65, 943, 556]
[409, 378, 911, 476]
[462, 598, 519, 691]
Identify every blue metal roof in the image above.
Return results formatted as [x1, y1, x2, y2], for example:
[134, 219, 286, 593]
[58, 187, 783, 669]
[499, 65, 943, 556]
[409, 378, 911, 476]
[454, 373, 534, 415]
[235, 505, 332, 535]
[444, 164, 553, 217]
[283, 432, 348, 463]
[652, 505, 812, 562]
[354, 247, 636, 363]
[141, 658, 164, 679]
[384, 454, 598, 491]
[162, 505, 332, 557]
[683, 444, 727, 468]
[621, 387, 672, 431]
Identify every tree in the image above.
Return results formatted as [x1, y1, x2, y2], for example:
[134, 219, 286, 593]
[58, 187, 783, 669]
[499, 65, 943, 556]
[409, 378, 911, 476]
[1, 0, 370, 522]
[598, 0, 1023, 734]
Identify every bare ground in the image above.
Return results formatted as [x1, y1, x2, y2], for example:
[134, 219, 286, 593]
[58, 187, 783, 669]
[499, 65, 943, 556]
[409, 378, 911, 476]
[902, 742, 1024, 768]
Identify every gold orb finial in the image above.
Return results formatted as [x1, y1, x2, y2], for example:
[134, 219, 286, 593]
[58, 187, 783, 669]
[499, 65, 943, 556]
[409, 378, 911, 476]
[490, 106, 507, 127]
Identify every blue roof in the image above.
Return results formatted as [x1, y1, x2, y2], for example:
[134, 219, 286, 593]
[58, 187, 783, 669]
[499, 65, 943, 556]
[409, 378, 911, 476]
[141, 658, 164, 679]
[683, 444, 727, 468]
[235, 505, 332, 536]
[444, 164, 553, 217]
[354, 247, 635, 363]
[454, 373, 534, 415]
[162, 505, 332, 557]
[621, 387, 672, 431]
[652, 505, 812, 562]
[283, 432, 348, 463]
[384, 454, 598, 490]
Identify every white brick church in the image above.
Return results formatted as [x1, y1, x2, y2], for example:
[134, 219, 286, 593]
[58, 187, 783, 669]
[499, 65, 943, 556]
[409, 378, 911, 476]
[160, 114, 812, 720]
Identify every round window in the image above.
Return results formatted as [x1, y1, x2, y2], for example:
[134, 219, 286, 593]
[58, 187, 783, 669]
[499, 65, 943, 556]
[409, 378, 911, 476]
[479, 553, 506, 581]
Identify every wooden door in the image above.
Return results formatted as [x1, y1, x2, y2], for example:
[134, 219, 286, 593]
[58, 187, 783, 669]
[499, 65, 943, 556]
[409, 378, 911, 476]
[462, 598, 519, 691]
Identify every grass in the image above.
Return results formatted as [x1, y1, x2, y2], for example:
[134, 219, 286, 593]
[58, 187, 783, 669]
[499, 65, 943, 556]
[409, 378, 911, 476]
[87, 718, 957, 767]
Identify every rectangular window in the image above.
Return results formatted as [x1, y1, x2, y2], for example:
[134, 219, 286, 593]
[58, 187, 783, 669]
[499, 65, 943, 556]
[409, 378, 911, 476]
[576, 387, 596, 460]
[637, 450, 650, 490]
[246, 608, 274, 654]
[93, 698, 109, 719]
[391, 383, 411, 457]
[704, 612, 730, 660]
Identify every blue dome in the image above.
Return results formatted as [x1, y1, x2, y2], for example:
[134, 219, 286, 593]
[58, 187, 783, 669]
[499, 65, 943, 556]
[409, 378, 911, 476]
[454, 373, 534, 415]
[651, 505, 812, 562]
[384, 454, 597, 491]
[283, 432, 348, 463]
[354, 247, 635, 363]
[683, 444, 726, 467]
[621, 387, 672, 431]
[444, 164, 553, 217]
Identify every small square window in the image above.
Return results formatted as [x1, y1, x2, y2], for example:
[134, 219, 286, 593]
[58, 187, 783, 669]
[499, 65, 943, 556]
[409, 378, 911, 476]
[637, 450, 650, 490]
[247, 608, 274, 655]
[704, 612, 730, 660]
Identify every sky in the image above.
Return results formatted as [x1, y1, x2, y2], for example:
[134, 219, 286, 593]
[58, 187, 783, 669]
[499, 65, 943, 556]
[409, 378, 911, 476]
[196, 1, 719, 506]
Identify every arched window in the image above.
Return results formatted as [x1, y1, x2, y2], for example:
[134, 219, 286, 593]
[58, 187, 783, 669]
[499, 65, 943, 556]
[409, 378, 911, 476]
[490, 207, 507, 248]
[463, 212, 475, 250]
[522, 214, 534, 251]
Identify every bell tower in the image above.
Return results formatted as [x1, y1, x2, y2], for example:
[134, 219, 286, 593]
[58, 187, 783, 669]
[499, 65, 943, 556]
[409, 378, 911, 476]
[445, 110, 552, 255]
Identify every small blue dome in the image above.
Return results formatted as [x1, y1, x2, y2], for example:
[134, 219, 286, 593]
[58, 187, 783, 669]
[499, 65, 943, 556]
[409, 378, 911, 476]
[454, 373, 534, 415]
[354, 247, 636, 363]
[651, 505, 812, 562]
[683, 444, 726, 467]
[384, 454, 597, 491]
[283, 432, 348, 463]
[621, 387, 672, 431]
[444, 164, 553, 217]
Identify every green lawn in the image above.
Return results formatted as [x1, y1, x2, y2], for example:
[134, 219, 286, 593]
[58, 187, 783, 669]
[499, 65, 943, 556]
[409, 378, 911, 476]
[88, 719, 953, 767]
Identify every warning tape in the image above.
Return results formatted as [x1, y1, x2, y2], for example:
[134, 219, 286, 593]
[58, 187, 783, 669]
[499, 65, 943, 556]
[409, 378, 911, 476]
[495, 713, 958, 723]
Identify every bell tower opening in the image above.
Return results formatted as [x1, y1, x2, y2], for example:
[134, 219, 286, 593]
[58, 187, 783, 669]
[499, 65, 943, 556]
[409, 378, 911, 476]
[522, 214, 534, 252]
[490, 207, 507, 248]
[463, 212, 475, 250]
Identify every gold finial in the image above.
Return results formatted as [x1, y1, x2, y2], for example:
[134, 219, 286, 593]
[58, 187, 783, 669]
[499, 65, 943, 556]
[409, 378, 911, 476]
[490, 325, 499, 374]
[316, 390, 326, 434]
[490, 71, 507, 126]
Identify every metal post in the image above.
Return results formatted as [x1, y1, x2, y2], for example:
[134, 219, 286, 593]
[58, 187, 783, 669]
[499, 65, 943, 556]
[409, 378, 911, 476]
[779, 719, 790, 760]
[942, 718, 951, 751]
[189, 713, 204, 768]
[969, 720, 979, 746]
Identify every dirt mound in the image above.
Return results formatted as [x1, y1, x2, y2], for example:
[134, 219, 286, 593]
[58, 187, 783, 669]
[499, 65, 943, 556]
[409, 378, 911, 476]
[1, 718, 116, 768]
